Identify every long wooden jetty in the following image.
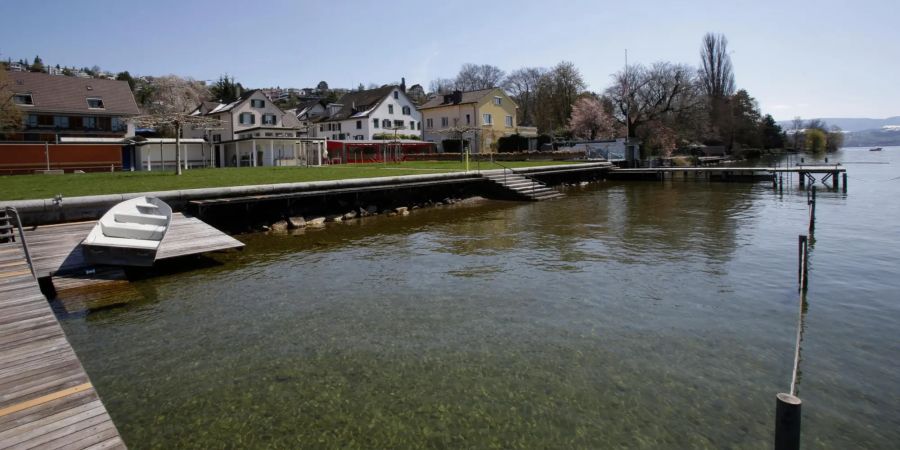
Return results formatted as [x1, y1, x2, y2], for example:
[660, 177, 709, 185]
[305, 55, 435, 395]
[0, 242, 126, 449]
[610, 164, 846, 188]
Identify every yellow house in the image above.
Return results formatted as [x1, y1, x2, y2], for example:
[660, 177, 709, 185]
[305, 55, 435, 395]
[419, 88, 537, 153]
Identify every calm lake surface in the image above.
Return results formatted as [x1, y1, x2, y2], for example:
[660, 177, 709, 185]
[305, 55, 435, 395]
[58, 148, 899, 449]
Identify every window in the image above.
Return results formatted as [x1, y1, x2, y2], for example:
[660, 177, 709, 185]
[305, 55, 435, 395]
[373, 118, 379, 128]
[417, 122, 421, 130]
[402, 106, 410, 115]
[493, 96, 501, 105]
[355, 135, 364, 140]
[441, 117, 449, 127]
[337, 123, 342, 131]
[264, 132, 273, 137]
[465, 114, 471, 125]
[483, 113, 492, 125]
[505, 115, 513, 127]
[54, 116, 69, 128]
[394, 120, 403, 128]
[83, 116, 97, 128]
[13, 94, 34, 105]
[388, 105, 394, 114]
[25, 114, 38, 127]
[382, 119, 390, 128]
[213, 134, 221, 142]
[426, 118, 433, 128]
[410, 121, 415, 130]
[262, 114, 277, 125]
[356, 120, 362, 129]
[111, 117, 125, 131]
[319, 124, 324, 132]
[239, 112, 255, 125]
[86, 97, 104, 109]
[393, 91, 399, 99]
[251, 99, 265, 108]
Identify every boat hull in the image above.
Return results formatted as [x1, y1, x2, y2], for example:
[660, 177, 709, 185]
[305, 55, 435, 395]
[82, 243, 158, 267]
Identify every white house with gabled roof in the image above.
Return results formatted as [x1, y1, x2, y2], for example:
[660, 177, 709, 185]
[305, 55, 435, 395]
[312, 83, 422, 141]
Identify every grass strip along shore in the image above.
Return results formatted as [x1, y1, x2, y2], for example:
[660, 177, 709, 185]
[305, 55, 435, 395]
[0, 161, 580, 201]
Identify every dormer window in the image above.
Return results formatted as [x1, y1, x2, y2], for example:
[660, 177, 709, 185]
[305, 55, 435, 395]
[251, 99, 265, 108]
[87, 98, 104, 109]
[13, 94, 33, 105]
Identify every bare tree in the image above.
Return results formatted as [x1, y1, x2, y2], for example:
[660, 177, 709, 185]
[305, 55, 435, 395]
[0, 70, 23, 135]
[504, 67, 546, 126]
[568, 96, 616, 140]
[605, 62, 700, 139]
[454, 64, 505, 91]
[792, 116, 804, 149]
[533, 61, 587, 133]
[133, 76, 219, 175]
[699, 33, 735, 99]
[428, 78, 456, 95]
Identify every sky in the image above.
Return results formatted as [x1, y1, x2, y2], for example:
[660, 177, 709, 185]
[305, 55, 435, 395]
[1, 0, 898, 120]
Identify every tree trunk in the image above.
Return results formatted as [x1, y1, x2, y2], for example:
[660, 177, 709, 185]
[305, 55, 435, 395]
[175, 123, 182, 175]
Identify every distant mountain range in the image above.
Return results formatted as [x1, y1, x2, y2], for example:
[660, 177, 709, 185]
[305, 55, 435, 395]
[777, 116, 900, 132]
[777, 116, 900, 146]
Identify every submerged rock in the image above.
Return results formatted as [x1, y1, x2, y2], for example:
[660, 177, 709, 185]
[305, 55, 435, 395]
[306, 217, 326, 226]
[326, 215, 343, 223]
[271, 220, 289, 232]
[342, 210, 357, 220]
[288, 216, 306, 229]
[395, 207, 409, 215]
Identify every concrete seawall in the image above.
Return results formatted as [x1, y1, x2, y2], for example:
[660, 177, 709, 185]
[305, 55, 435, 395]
[3, 163, 613, 225]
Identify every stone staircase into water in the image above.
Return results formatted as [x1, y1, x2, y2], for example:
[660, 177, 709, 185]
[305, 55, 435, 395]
[482, 171, 564, 201]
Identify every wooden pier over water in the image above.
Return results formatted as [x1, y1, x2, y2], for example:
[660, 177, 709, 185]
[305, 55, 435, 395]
[610, 164, 847, 188]
[0, 210, 243, 448]
[0, 243, 126, 449]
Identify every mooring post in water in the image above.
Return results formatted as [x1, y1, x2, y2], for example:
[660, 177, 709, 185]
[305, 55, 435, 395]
[808, 186, 816, 234]
[799, 171, 805, 187]
[775, 392, 802, 450]
[842, 173, 848, 193]
[798, 235, 809, 291]
[833, 171, 839, 189]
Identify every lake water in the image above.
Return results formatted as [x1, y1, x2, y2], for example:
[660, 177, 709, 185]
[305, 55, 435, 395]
[58, 148, 900, 449]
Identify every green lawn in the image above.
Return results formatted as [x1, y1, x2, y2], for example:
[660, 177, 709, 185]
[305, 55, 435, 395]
[0, 161, 582, 201]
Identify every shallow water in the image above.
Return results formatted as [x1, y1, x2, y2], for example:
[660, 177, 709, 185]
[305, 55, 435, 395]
[58, 148, 900, 449]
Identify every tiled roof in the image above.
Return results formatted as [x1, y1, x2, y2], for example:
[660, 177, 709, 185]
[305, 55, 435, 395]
[9, 71, 140, 115]
[319, 85, 398, 121]
[418, 88, 496, 110]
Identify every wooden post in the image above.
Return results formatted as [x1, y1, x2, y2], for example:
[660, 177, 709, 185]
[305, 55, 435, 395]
[842, 173, 847, 193]
[798, 235, 809, 292]
[808, 186, 816, 234]
[799, 172, 805, 187]
[775, 393, 802, 450]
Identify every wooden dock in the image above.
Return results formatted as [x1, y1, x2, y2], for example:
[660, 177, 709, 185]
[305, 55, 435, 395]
[610, 164, 847, 188]
[0, 243, 126, 449]
[24, 213, 244, 279]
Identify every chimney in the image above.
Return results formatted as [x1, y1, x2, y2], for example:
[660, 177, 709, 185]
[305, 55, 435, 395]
[453, 90, 462, 104]
[401, 77, 406, 93]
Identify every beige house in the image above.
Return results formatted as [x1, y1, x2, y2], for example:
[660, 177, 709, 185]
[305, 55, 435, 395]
[419, 88, 537, 153]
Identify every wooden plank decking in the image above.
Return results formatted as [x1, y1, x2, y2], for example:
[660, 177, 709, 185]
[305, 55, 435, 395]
[23, 213, 244, 278]
[0, 243, 125, 449]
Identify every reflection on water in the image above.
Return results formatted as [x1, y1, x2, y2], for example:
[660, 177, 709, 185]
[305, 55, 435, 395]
[59, 148, 900, 448]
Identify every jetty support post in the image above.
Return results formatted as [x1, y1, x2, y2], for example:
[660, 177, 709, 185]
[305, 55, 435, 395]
[775, 393, 802, 450]
[833, 171, 839, 189]
[808, 186, 816, 234]
[798, 235, 809, 292]
[842, 173, 847, 193]
[799, 171, 805, 188]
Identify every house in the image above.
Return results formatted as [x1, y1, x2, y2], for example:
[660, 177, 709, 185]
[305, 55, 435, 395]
[3, 71, 139, 142]
[7, 62, 27, 72]
[418, 87, 536, 153]
[290, 100, 327, 137]
[187, 90, 325, 167]
[311, 84, 422, 141]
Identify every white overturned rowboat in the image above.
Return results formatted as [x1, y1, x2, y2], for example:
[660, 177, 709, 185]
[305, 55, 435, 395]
[81, 196, 172, 267]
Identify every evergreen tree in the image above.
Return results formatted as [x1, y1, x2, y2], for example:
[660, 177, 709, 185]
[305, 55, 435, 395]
[116, 71, 136, 90]
[30, 55, 44, 72]
[209, 75, 241, 103]
[760, 114, 784, 149]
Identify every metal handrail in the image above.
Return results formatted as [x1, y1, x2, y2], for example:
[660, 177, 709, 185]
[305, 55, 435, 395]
[491, 160, 543, 197]
[4, 207, 35, 279]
